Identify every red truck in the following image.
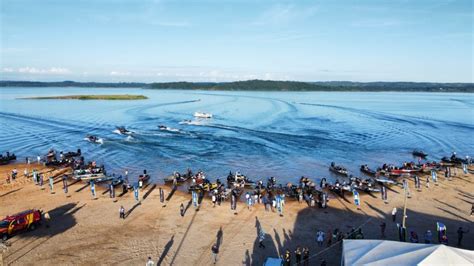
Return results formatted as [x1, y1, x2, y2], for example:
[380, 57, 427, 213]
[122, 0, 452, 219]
[0, 209, 42, 241]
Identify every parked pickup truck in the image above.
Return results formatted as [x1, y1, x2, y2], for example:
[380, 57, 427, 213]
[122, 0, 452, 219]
[0, 209, 42, 241]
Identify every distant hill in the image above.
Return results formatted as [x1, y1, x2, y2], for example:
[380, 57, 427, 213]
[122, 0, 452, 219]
[1, 80, 473, 92]
[149, 80, 474, 92]
[0, 80, 146, 88]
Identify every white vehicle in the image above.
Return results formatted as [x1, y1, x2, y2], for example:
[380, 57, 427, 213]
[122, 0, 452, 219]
[194, 112, 213, 119]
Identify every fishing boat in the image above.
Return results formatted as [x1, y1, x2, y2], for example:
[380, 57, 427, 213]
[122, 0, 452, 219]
[0, 152, 16, 165]
[374, 178, 397, 185]
[111, 176, 124, 186]
[412, 150, 428, 158]
[45, 159, 72, 167]
[73, 167, 105, 180]
[360, 165, 377, 176]
[85, 135, 103, 144]
[114, 126, 133, 135]
[139, 173, 150, 183]
[158, 125, 180, 132]
[194, 112, 213, 119]
[226, 171, 255, 188]
[164, 171, 191, 184]
[329, 162, 348, 176]
[441, 155, 468, 165]
[388, 168, 421, 175]
[62, 149, 81, 159]
[81, 173, 111, 182]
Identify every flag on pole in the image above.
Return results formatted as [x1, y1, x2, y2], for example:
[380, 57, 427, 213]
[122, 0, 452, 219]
[353, 190, 360, 209]
[90, 181, 96, 198]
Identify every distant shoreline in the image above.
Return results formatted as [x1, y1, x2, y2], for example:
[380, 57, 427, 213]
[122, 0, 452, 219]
[19, 94, 148, 100]
[2, 79, 473, 92]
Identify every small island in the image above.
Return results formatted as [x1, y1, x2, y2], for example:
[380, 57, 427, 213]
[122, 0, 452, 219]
[20, 94, 148, 100]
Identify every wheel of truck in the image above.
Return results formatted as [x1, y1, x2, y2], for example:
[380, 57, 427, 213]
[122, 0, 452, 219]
[1, 234, 7, 242]
[29, 223, 36, 230]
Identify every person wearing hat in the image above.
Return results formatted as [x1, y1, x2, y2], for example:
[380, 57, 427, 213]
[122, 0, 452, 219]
[146, 257, 154, 266]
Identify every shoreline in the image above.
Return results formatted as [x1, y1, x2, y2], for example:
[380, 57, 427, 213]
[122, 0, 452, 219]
[0, 161, 472, 265]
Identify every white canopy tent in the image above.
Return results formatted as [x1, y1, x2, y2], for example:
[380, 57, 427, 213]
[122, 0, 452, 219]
[342, 239, 474, 266]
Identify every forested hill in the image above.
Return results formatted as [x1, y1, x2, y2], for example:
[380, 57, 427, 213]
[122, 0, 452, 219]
[1, 80, 473, 92]
[149, 80, 474, 92]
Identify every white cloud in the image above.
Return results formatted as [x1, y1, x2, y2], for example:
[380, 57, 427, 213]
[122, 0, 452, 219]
[2, 67, 71, 74]
[252, 4, 318, 26]
[110, 71, 131, 76]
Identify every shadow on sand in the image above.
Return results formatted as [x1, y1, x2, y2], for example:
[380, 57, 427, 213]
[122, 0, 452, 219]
[247, 202, 474, 265]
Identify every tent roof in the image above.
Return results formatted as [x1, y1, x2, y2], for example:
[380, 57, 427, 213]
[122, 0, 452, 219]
[343, 239, 474, 266]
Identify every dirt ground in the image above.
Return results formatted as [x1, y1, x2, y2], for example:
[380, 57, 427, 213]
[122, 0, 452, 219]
[0, 162, 473, 265]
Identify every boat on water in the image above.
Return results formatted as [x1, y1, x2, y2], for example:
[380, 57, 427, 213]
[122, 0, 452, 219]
[0, 152, 16, 165]
[412, 150, 428, 158]
[194, 112, 213, 119]
[111, 176, 124, 186]
[114, 126, 133, 135]
[139, 173, 150, 183]
[164, 170, 192, 184]
[387, 168, 422, 175]
[73, 167, 106, 180]
[441, 154, 468, 165]
[329, 162, 348, 176]
[374, 178, 398, 185]
[360, 165, 377, 176]
[226, 171, 255, 188]
[85, 135, 103, 144]
[61, 149, 81, 159]
[80, 173, 111, 182]
[158, 125, 180, 132]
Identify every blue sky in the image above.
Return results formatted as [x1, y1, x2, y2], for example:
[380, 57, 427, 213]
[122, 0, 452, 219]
[0, 0, 472, 82]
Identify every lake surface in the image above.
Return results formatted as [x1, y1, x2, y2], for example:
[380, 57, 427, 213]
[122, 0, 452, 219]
[1, 88, 473, 183]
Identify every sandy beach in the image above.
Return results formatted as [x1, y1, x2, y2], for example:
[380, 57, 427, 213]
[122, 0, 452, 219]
[0, 162, 473, 265]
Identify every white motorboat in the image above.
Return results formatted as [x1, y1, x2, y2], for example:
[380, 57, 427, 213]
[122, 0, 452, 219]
[194, 112, 213, 119]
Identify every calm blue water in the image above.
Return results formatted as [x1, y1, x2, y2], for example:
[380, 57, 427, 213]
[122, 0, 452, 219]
[1, 88, 473, 183]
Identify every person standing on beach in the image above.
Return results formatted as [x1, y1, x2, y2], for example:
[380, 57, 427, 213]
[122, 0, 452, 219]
[212, 192, 217, 207]
[39, 173, 44, 188]
[159, 187, 164, 204]
[180, 203, 185, 217]
[424, 230, 432, 244]
[431, 169, 438, 184]
[192, 190, 198, 208]
[119, 205, 125, 219]
[302, 247, 309, 266]
[134, 186, 139, 202]
[462, 163, 468, 175]
[24, 168, 28, 178]
[316, 230, 325, 247]
[37, 155, 41, 164]
[258, 228, 266, 248]
[457, 227, 469, 247]
[380, 222, 386, 238]
[91, 181, 96, 199]
[109, 183, 114, 198]
[146, 256, 154, 266]
[211, 244, 219, 264]
[284, 249, 291, 266]
[49, 176, 54, 193]
[63, 175, 68, 194]
[426, 176, 430, 188]
[44, 212, 51, 228]
[392, 208, 397, 222]
[295, 246, 302, 265]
